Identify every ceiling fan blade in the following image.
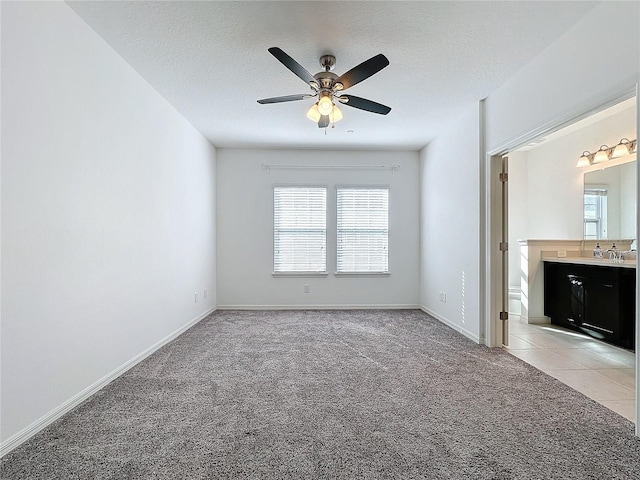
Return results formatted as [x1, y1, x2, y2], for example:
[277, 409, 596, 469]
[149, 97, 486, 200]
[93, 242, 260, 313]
[257, 94, 310, 104]
[318, 115, 330, 128]
[268, 47, 317, 85]
[338, 95, 391, 115]
[335, 54, 389, 90]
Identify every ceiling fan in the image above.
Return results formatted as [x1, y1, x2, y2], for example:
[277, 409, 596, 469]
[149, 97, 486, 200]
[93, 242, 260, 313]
[257, 47, 391, 128]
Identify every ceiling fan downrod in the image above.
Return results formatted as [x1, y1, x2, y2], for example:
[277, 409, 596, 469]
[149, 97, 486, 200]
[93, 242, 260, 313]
[319, 54, 336, 72]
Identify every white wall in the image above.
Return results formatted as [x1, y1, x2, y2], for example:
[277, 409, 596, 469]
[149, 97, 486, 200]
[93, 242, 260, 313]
[524, 107, 636, 240]
[485, 2, 639, 152]
[620, 161, 637, 239]
[420, 104, 481, 342]
[1, 1, 217, 447]
[216, 148, 419, 308]
[507, 150, 528, 300]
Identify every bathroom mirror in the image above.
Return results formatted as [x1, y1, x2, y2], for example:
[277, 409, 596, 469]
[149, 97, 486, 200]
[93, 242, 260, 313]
[583, 159, 636, 240]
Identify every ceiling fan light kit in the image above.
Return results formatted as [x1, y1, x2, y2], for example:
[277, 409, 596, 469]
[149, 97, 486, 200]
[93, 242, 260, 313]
[257, 47, 391, 129]
[306, 103, 343, 123]
[306, 104, 322, 122]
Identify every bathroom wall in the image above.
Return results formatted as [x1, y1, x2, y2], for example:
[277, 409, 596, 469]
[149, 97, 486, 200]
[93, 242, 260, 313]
[507, 104, 636, 292]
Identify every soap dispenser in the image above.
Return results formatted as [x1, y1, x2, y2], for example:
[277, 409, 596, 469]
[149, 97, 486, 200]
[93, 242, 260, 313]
[593, 243, 602, 258]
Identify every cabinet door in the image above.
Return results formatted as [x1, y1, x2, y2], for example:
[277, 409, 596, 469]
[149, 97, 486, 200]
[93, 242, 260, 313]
[584, 277, 619, 337]
[545, 262, 585, 328]
[567, 275, 585, 326]
[544, 261, 635, 350]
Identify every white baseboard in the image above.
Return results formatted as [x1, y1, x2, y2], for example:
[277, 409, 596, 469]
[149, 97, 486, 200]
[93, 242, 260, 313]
[419, 305, 480, 344]
[216, 304, 420, 310]
[0, 307, 216, 458]
[526, 316, 551, 325]
[508, 287, 522, 315]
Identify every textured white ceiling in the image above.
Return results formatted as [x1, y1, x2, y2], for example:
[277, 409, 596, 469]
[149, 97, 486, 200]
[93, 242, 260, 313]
[67, 1, 599, 150]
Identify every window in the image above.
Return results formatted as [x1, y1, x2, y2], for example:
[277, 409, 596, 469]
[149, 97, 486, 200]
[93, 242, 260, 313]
[336, 187, 389, 273]
[273, 186, 327, 273]
[584, 187, 607, 239]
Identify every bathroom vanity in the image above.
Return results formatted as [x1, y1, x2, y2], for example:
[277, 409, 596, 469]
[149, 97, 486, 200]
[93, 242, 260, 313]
[543, 257, 635, 350]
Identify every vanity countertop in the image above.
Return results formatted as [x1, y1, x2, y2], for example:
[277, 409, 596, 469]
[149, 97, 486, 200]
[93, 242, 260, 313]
[542, 256, 636, 269]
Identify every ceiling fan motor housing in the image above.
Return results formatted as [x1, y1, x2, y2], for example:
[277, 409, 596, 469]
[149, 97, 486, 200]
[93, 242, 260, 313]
[314, 71, 338, 90]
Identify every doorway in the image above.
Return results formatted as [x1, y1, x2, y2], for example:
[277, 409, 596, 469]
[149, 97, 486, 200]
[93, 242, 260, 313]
[484, 92, 639, 429]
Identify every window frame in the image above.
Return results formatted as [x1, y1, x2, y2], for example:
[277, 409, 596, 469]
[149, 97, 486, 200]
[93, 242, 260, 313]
[335, 185, 390, 276]
[584, 185, 608, 240]
[272, 184, 328, 277]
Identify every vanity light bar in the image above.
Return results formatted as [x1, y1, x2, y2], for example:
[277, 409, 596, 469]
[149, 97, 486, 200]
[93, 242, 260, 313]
[576, 138, 637, 167]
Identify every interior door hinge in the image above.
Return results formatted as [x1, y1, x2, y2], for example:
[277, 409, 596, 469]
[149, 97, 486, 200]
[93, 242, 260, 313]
[499, 242, 508, 252]
[499, 172, 508, 182]
[500, 311, 509, 321]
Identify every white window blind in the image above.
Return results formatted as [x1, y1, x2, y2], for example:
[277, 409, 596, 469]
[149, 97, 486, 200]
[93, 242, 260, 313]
[337, 187, 389, 273]
[274, 187, 327, 273]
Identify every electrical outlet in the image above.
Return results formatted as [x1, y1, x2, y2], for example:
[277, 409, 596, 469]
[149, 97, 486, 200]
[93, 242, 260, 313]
[194, 292, 198, 303]
[204, 289, 208, 299]
[304, 284, 310, 294]
[439, 292, 447, 303]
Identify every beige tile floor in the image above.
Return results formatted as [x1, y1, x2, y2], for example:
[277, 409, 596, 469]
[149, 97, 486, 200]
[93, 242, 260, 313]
[506, 316, 636, 422]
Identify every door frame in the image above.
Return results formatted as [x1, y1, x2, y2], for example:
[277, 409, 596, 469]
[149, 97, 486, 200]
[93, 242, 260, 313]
[480, 84, 639, 433]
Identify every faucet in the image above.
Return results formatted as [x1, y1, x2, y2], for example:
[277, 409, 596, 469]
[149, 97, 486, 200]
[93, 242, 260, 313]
[606, 243, 624, 263]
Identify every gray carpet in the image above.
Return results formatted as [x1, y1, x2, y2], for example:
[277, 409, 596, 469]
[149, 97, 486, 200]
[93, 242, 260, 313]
[2, 309, 639, 479]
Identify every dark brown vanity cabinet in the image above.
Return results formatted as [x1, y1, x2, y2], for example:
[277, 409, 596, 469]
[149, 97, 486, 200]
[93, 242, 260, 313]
[543, 261, 635, 350]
